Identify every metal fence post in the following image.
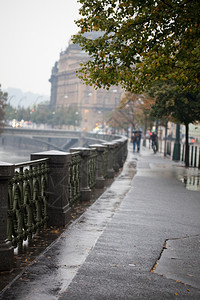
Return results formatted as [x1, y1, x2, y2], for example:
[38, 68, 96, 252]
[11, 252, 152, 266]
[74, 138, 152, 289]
[0, 162, 14, 271]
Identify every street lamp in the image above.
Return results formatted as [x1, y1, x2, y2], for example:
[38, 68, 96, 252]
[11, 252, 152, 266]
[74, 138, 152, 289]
[113, 89, 118, 107]
[75, 111, 79, 130]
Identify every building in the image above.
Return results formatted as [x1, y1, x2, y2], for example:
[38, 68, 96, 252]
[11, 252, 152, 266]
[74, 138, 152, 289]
[49, 34, 123, 131]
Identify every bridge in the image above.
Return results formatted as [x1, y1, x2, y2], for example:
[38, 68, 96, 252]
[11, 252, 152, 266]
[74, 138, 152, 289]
[0, 127, 118, 153]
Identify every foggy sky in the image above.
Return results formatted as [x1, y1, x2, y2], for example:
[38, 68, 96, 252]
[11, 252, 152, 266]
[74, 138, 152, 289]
[0, 0, 81, 96]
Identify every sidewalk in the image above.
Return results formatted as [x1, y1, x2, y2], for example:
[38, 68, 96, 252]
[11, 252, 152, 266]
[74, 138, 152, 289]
[1, 144, 200, 299]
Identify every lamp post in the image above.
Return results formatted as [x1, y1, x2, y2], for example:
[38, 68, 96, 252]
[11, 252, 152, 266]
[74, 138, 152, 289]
[172, 123, 181, 161]
[113, 89, 117, 106]
[102, 97, 105, 132]
[75, 111, 79, 130]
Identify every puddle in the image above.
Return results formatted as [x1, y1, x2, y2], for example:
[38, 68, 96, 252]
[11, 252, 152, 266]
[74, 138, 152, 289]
[180, 175, 200, 191]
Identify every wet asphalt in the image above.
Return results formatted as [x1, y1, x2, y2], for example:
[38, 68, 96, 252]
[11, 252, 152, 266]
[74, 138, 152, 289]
[0, 143, 200, 299]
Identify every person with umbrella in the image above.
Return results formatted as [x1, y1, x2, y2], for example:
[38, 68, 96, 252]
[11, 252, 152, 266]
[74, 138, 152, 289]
[132, 130, 142, 153]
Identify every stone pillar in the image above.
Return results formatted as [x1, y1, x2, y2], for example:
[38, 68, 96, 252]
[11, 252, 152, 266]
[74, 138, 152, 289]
[31, 150, 72, 227]
[112, 141, 120, 173]
[102, 142, 115, 178]
[0, 162, 14, 271]
[119, 138, 128, 163]
[114, 139, 125, 168]
[70, 148, 92, 201]
[89, 144, 106, 189]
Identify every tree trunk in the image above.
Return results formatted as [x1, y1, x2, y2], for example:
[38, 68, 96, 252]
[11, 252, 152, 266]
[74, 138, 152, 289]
[185, 123, 189, 167]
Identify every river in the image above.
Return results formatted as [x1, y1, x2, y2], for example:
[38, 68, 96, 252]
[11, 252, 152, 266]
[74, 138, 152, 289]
[0, 149, 30, 164]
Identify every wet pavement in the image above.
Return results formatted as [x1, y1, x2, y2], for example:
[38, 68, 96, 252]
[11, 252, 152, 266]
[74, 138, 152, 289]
[180, 175, 200, 192]
[0, 178, 115, 292]
[0, 144, 200, 299]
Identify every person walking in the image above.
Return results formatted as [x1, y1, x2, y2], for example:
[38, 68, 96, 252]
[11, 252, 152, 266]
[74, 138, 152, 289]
[150, 132, 158, 153]
[135, 132, 141, 153]
[131, 132, 136, 152]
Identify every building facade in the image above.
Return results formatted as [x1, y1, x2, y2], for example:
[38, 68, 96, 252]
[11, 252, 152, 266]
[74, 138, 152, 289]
[49, 36, 123, 131]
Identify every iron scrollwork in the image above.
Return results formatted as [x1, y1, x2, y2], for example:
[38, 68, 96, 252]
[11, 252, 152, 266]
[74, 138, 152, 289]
[7, 159, 49, 250]
[68, 153, 81, 206]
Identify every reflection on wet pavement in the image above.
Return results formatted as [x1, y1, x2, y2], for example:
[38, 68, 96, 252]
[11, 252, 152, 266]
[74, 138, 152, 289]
[180, 175, 200, 192]
[0, 226, 66, 292]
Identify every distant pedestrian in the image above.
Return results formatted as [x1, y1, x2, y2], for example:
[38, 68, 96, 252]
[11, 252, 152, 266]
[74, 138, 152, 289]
[150, 132, 158, 153]
[135, 132, 141, 152]
[131, 133, 136, 152]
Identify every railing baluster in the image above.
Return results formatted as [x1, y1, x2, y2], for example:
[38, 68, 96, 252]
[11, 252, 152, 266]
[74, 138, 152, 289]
[68, 153, 81, 206]
[7, 158, 49, 250]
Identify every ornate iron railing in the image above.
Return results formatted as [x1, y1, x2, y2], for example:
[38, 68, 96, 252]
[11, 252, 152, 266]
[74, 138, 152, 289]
[68, 152, 81, 206]
[1, 133, 128, 272]
[7, 158, 49, 250]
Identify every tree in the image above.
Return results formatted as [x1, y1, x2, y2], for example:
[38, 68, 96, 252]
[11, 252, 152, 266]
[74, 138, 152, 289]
[5, 103, 16, 121]
[73, 0, 200, 94]
[149, 80, 200, 166]
[0, 85, 7, 134]
[106, 109, 130, 133]
[5, 103, 82, 129]
[119, 92, 155, 143]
